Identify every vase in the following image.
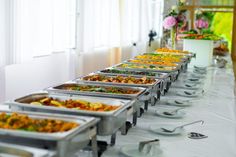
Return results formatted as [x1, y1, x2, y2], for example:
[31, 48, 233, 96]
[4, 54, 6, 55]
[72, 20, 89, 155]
[171, 27, 176, 49]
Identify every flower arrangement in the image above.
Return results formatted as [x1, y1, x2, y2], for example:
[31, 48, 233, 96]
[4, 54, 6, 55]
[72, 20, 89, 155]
[163, 16, 177, 30]
[163, 0, 187, 48]
[195, 19, 209, 30]
[194, 9, 209, 34]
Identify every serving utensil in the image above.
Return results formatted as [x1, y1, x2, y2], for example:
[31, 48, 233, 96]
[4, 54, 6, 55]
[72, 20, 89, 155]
[161, 120, 204, 133]
[163, 108, 184, 116]
[183, 90, 204, 96]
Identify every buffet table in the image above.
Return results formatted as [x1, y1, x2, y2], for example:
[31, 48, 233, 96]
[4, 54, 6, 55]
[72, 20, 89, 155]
[95, 66, 236, 157]
[0, 50, 235, 157]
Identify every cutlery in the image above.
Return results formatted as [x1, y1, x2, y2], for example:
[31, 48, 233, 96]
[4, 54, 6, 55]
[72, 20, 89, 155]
[187, 78, 200, 82]
[183, 90, 204, 96]
[161, 120, 204, 133]
[163, 108, 184, 116]
[174, 100, 189, 104]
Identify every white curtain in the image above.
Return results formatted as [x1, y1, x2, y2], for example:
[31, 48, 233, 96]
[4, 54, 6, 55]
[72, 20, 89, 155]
[152, 0, 164, 37]
[120, 0, 154, 54]
[9, 0, 76, 64]
[0, 0, 7, 67]
[79, 0, 120, 53]
[79, 0, 155, 54]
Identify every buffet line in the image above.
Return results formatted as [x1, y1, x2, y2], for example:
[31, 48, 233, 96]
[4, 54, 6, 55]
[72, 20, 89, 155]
[0, 48, 195, 157]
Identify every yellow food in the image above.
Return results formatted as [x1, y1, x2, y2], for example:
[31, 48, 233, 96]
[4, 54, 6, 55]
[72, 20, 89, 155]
[0, 112, 78, 133]
[128, 59, 177, 67]
[30, 97, 120, 112]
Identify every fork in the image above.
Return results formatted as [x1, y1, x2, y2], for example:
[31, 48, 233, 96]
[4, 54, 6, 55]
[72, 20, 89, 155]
[161, 120, 204, 133]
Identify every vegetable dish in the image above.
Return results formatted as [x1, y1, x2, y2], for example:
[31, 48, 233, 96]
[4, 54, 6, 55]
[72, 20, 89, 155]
[0, 112, 78, 133]
[30, 97, 120, 112]
[83, 74, 156, 84]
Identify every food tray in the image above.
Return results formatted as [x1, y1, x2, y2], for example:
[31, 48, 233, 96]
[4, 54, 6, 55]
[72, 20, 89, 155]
[76, 73, 162, 89]
[46, 83, 147, 100]
[98, 68, 170, 79]
[0, 110, 98, 157]
[155, 51, 195, 57]
[124, 59, 181, 68]
[135, 54, 187, 64]
[0, 142, 55, 157]
[6, 92, 133, 136]
[113, 63, 180, 73]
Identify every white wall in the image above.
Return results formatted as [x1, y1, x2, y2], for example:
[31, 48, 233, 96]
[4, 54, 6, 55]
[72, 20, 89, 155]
[0, 67, 5, 103]
[4, 52, 76, 101]
[81, 50, 110, 75]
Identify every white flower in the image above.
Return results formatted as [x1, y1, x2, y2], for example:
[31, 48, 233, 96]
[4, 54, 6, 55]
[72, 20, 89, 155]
[195, 9, 203, 15]
[171, 5, 178, 12]
[180, 0, 186, 3]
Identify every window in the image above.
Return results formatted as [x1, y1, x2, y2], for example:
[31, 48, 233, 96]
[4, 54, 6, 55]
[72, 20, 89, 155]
[78, 0, 164, 53]
[8, 0, 76, 64]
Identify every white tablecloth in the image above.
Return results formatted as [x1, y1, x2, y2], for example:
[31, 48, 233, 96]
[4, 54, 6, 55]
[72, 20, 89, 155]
[1, 66, 235, 157]
[100, 67, 236, 157]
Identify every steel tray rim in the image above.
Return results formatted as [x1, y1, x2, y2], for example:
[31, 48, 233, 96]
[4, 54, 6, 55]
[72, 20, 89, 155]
[0, 109, 99, 141]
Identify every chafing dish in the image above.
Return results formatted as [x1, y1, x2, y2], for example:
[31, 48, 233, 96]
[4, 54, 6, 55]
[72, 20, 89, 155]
[97, 68, 172, 94]
[46, 83, 146, 100]
[124, 59, 181, 67]
[75, 73, 162, 105]
[46, 83, 147, 126]
[77, 73, 161, 88]
[6, 92, 133, 145]
[0, 142, 55, 157]
[0, 110, 98, 157]
[46, 83, 146, 127]
[113, 63, 180, 73]
[75, 73, 162, 120]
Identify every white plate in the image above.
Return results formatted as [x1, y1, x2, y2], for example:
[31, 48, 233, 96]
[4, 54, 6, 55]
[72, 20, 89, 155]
[156, 110, 186, 119]
[149, 124, 185, 136]
[120, 144, 163, 157]
[190, 73, 206, 78]
[165, 99, 192, 107]
[194, 65, 207, 70]
[184, 79, 202, 84]
[176, 90, 202, 98]
[173, 83, 201, 90]
[193, 69, 207, 75]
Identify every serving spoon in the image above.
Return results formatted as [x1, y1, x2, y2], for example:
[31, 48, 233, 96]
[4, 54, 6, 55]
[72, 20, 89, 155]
[161, 120, 204, 133]
[163, 108, 185, 116]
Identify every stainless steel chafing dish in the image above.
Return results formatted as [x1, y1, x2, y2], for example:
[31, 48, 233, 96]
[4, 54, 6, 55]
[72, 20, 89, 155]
[124, 59, 182, 68]
[0, 142, 55, 157]
[46, 82, 147, 127]
[75, 73, 162, 122]
[6, 92, 133, 145]
[125, 57, 188, 73]
[46, 83, 147, 127]
[97, 68, 172, 94]
[75, 73, 162, 106]
[46, 83, 147, 100]
[77, 73, 161, 88]
[114, 62, 180, 73]
[94, 71, 164, 96]
[0, 110, 98, 157]
[112, 62, 179, 83]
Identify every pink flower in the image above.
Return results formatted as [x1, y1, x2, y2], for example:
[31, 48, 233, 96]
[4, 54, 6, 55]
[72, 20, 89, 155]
[195, 19, 209, 29]
[163, 16, 177, 30]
